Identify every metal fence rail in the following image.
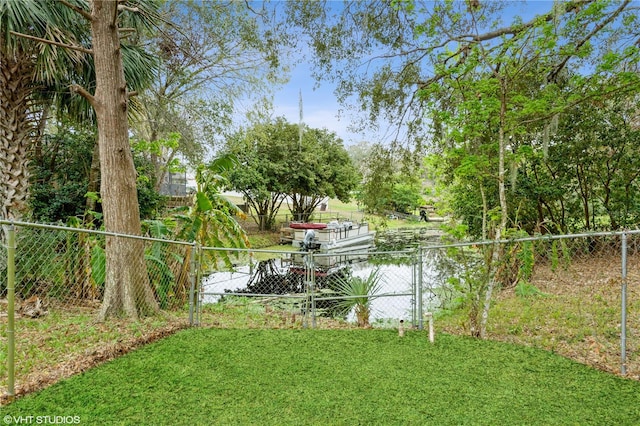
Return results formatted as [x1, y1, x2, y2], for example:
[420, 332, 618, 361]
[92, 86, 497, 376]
[2, 220, 639, 400]
[198, 247, 422, 329]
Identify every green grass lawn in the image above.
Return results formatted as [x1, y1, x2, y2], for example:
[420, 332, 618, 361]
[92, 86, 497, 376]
[3, 329, 640, 425]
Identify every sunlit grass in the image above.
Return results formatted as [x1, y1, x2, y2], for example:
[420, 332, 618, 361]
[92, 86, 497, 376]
[0, 308, 187, 393]
[4, 328, 640, 425]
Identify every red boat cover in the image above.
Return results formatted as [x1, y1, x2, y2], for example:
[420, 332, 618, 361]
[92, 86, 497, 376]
[289, 222, 327, 230]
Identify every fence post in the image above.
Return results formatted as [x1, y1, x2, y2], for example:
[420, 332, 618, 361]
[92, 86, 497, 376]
[311, 252, 317, 329]
[5, 224, 16, 399]
[621, 232, 628, 376]
[194, 244, 203, 327]
[188, 242, 197, 326]
[303, 251, 310, 329]
[300, 251, 318, 329]
[418, 247, 424, 330]
[411, 251, 417, 329]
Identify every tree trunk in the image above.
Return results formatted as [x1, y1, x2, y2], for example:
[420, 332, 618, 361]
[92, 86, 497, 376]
[480, 184, 487, 241]
[0, 50, 34, 221]
[479, 77, 508, 339]
[84, 140, 100, 225]
[90, 0, 158, 320]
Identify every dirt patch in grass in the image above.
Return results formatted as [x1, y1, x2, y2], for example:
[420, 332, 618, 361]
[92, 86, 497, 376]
[0, 307, 189, 406]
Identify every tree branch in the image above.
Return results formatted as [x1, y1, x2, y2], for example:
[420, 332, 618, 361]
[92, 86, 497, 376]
[58, 0, 94, 21]
[459, 2, 586, 44]
[547, 0, 631, 82]
[118, 5, 140, 13]
[9, 31, 93, 55]
[70, 84, 97, 108]
[244, 0, 267, 18]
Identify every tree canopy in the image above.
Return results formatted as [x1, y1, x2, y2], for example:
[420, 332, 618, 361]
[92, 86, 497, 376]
[131, 0, 293, 190]
[287, 0, 640, 236]
[224, 117, 359, 229]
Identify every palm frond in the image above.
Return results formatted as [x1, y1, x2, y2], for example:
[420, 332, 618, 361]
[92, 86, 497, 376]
[332, 268, 383, 326]
[0, 0, 49, 52]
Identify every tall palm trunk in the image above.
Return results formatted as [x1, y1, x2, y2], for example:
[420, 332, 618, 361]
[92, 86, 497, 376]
[0, 50, 34, 221]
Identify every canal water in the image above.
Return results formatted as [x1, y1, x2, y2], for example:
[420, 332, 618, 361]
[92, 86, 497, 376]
[202, 227, 446, 326]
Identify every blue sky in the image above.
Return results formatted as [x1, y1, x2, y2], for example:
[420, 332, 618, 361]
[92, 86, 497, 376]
[271, 62, 366, 145]
[267, 0, 557, 146]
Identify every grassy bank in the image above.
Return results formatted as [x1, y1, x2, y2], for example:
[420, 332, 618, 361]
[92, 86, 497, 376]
[4, 328, 640, 425]
[0, 307, 188, 404]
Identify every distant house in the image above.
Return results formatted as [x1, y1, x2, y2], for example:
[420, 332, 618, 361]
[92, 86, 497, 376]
[159, 171, 187, 196]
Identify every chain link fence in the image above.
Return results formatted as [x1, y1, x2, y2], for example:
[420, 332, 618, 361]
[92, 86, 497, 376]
[0, 221, 194, 402]
[0, 221, 196, 313]
[199, 247, 422, 329]
[2, 221, 639, 401]
[420, 231, 640, 378]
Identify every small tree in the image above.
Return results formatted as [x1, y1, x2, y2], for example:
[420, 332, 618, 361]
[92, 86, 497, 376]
[333, 268, 383, 328]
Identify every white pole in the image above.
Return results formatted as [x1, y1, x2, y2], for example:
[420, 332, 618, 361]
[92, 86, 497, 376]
[425, 312, 434, 343]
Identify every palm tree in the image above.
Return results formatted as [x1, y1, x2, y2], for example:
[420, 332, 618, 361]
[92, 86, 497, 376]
[333, 268, 383, 327]
[2, 0, 163, 320]
[0, 1, 73, 220]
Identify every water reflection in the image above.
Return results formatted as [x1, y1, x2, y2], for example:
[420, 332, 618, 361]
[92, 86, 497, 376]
[202, 228, 450, 325]
[203, 254, 441, 325]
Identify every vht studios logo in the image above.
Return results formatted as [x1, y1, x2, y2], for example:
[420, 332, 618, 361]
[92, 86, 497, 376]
[3, 415, 81, 425]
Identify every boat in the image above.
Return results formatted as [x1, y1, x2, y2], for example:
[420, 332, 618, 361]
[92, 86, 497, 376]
[290, 220, 375, 253]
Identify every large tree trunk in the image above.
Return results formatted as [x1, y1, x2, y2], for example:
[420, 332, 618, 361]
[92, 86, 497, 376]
[84, 140, 101, 225]
[90, 0, 158, 320]
[0, 49, 34, 221]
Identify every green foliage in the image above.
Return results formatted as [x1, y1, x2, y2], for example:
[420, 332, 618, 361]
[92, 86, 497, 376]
[133, 154, 166, 220]
[288, 1, 640, 237]
[29, 122, 165, 225]
[1, 226, 104, 301]
[533, 238, 572, 274]
[430, 243, 490, 337]
[224, 118, 359, 228]
[133, 155, 250, 307]
[29, 127, 95, 223]
[140, 218, 194, 308]
[515, 282, 548, 299]
[331, 268, 384, 327]
[358, 144, 404, 215]
[173, 158, 249, 271]
[90, 245, 106, 287]
[391, 182, 424, 214]
[144, 249, 175, 309]
[286, 126, 360, 221]
[132, 132, 186, 189]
